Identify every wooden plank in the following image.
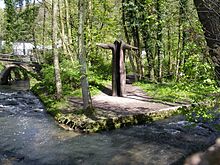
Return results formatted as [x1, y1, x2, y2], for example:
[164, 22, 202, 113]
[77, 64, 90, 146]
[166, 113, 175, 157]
[120, 44, 126, 96]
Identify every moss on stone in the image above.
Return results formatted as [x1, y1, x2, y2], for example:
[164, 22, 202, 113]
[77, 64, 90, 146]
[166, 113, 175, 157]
[53, 106, 184, 133]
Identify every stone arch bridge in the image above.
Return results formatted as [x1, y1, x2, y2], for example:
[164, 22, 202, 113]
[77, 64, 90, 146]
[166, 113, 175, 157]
[0, 54, 41, 85]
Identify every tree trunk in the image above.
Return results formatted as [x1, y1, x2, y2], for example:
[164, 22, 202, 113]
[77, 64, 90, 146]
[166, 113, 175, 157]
[42, 0, 46, 60]
[142, 28, 155, 82]
[58, 0, 67, 55]
[167, 26, 172, 77]
[78, 0, 93, 111]
[156, 0, 163, 82]
[194, 0, 220, 84]
[120, 43, 126, 96]
[175, 14, 181, 81]
[121, 0, 137, 81]
[32, 0, 38, 62]
[176, 0, 187, 81]
[132, 26, 143, 80]
[52, 0, 62, 99]
[86, 0, 94, 63]
[64, 0, 72, 47]
[63, 0, 74, 62]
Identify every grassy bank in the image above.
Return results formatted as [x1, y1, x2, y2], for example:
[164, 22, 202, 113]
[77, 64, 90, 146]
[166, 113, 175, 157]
[135, 81, 219, 103]
[31, 79, 111, 117]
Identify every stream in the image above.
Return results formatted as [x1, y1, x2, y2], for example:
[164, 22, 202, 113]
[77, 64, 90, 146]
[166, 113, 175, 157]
[0, 84, 220, 165]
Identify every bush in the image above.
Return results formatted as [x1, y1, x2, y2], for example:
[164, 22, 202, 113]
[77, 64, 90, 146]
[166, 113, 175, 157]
[60, 59, 81, 92]
[180, 103, 218, 123]
[181, 54, 215, 85]
[89, 54, 111, 80]
[40, 64, 56, 94]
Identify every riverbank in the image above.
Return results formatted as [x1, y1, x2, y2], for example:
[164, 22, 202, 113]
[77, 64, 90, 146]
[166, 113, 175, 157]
[56, 106, 186, 133]
[35, 84, 191, 133]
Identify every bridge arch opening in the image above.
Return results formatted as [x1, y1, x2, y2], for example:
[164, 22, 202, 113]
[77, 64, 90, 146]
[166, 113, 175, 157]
[0, 65, 29, 85]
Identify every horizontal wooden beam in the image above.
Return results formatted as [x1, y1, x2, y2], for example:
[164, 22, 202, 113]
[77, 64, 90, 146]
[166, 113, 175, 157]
[96, 43, 114, 49]
[122, 43, 138, 50]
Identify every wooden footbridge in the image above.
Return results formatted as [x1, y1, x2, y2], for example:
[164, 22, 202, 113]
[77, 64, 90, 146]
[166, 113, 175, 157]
[0, 53, 41, 85]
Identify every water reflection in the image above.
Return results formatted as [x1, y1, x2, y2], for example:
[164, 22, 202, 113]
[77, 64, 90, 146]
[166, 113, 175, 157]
[0, 80, 30, 91]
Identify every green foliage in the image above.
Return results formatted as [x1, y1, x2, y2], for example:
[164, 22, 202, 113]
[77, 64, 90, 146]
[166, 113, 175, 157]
[89, 55, 112, 80]
[180, 103, 219, 123]
[42, 50, 53, 65]
[4, 0, 17, 42]
[136, 81, 219, 103]
[33, 58, 111, 98]
[34, 59, 81, 95]
[137, 80, 220, 124]
[89, 76, 111, 96]
[60, 59, 81, 93]
[16, 5, 39, 40]
[0, 42, 13, 53]
[181, 54, 214, 83]
[0, 63, 4, 71]
[40, 64, 56, 94]
[47, 108, 60, 117]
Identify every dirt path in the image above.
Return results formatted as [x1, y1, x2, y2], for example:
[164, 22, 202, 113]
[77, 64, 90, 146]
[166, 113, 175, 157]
[91, 84, 186, 116]
[66, 84, 187, 118]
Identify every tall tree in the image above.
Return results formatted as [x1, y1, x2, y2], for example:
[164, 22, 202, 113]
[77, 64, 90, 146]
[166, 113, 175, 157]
[138, 0, 156, 82]
[78, 0, 93, 111]
[123, 0, 143, 79]
[42, 0, 47, 59]
[52, 0, 62, 99]
[4, 0, 17, 43]
[58, 0, 67, 55]
[122, 0, 137, 81]
[156, 0, 163, 82]
[175, 0, 188, 81]
[0, 8, 5, 39]
[64, 0, 72, 48]
[193, 0, 220, 84]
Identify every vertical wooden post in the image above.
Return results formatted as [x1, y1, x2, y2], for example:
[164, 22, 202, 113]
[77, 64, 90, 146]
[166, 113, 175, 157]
[112, 41, 117, 96]
[120, 43, 126, 96]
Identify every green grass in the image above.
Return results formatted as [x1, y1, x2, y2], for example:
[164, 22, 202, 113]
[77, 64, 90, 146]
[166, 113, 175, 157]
[62, 79, 111, 97]
[31, 78, 111, 116]
[89, 79, 111, 96]
[135, 81, 220, 103]
[134, 81, 220, 124]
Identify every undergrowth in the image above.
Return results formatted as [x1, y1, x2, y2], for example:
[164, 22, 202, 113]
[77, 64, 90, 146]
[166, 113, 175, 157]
[179, 103, 220, 123]
[135, 81, 220, 103]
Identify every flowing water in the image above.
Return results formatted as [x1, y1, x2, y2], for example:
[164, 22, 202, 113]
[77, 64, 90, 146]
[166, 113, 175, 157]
[0, 83, 219, 165]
